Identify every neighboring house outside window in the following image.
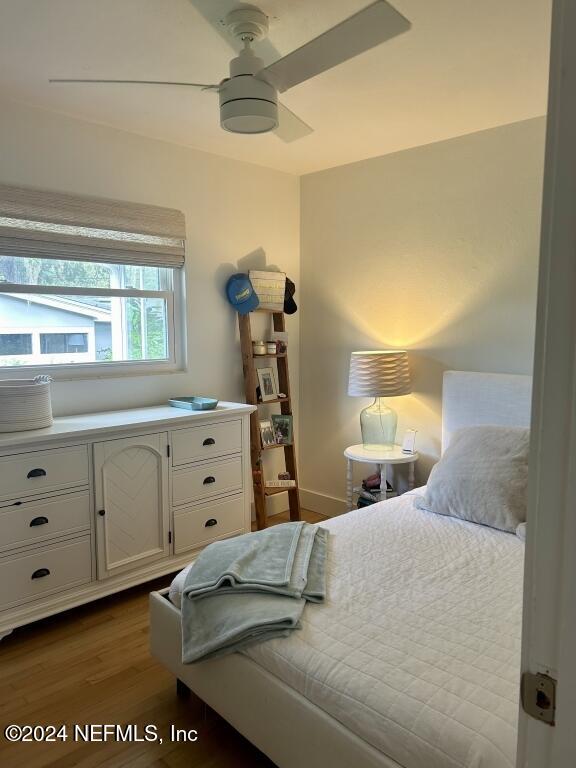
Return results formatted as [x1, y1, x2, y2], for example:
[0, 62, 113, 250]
[0, 292, 110, 366]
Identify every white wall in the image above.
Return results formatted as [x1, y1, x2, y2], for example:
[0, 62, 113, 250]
[300, 118, 546, 514]
[0, 99, 299, 417]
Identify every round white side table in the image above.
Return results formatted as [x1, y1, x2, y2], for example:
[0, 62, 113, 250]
[344, 444, 419, 511]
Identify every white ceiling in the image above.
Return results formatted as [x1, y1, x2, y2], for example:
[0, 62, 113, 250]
[0, 0, 551, 175]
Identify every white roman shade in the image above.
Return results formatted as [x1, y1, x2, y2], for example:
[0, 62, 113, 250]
[348, 350, 411, 397]
[0, 183, 186, 268]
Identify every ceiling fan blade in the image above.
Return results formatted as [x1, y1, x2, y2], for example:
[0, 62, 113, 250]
[49, 79, 219, 90]
[274, 103, 314, 143]
[257, 1, 410, 93]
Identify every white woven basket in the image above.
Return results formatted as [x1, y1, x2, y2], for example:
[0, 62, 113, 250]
[249, 270, 286, 311]
[0, 377, 53, 432]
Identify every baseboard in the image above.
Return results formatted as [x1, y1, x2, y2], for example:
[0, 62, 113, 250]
[250, 493, 288, 520]
[299, 489, 347, 518]
[251, 489, 346, 519]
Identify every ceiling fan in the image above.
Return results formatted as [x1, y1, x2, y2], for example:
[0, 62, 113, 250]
[49, 1, 411, 143]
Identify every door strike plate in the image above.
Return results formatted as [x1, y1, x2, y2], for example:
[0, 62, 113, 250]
[521, 672, 556, 726]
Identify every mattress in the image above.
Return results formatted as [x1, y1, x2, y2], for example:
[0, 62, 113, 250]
[170, 491, 524, 768]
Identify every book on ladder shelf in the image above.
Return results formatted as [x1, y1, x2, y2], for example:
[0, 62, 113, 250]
[233, 272, 301, 530]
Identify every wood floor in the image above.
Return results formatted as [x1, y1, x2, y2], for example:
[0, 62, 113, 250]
[0, 509, 326, 768]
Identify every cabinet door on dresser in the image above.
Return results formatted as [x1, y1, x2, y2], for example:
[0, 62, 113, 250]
[93, 432, 170, 579]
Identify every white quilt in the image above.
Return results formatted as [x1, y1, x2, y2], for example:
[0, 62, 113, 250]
[170, 491, 524, 768]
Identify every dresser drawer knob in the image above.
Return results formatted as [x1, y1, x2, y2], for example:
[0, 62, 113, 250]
[205, 518, 218, 527]
[31, 568, 50, 580]
[27, 468, 47, 479]
[98, 509, 106, 516]
[29, 516, 49, 527]
[203, 476, 216, 485]
[202, 438, 216, 446]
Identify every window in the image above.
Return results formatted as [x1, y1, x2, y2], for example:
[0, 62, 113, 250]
[40, 333, 89, 355]
[0, 333, 32, 356]
[0, 184, 186, 376]
[0, 256, 176, 368]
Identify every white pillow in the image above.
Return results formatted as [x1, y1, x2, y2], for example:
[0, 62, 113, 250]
[416, 425, 529, 533]
[516, 522, 527, 540]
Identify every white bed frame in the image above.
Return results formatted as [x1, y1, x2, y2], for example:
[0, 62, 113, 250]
[149, 370, 532, 768]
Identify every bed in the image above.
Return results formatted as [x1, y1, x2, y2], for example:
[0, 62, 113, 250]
[149, 370, 532, 768]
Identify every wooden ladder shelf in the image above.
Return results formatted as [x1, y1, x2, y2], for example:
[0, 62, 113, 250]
[238, 310, 301, 529]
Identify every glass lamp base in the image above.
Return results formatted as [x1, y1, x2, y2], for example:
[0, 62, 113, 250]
[360, 398, 397, 451]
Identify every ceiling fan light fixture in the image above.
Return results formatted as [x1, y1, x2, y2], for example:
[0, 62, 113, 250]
[219, 69, 278, 134]
[220, 98, 278, 134]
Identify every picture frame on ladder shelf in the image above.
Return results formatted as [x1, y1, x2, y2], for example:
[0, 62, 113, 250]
[257, 367, 278, 402]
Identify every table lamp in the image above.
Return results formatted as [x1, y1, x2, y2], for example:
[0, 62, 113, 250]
[348, 350, 411, 451]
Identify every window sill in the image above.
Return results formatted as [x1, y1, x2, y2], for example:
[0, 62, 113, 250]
[0, 361, 187, 382]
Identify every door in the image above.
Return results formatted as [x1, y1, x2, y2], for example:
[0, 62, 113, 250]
[517, 0, 576, 765]
[94, 432, 170, 579]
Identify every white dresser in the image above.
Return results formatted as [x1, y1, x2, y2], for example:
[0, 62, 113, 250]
[0, 402, 255, 639]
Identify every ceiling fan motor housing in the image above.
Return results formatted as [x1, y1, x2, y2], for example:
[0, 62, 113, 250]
[219, 49, 278, 134]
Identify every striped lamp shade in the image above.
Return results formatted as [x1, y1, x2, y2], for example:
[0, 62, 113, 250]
[348, 350, 411, 397]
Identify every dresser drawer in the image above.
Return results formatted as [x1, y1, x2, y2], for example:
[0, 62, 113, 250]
[0, 537, 92, 611]
[172, 456, 243, 506]
[0, 445, 89, 502]
[0, 491, 91, 553]
[171, 420, 242, 466]
[174, 494, 245, 553]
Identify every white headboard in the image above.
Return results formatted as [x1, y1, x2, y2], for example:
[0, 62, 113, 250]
[442, 371, 532, 451]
